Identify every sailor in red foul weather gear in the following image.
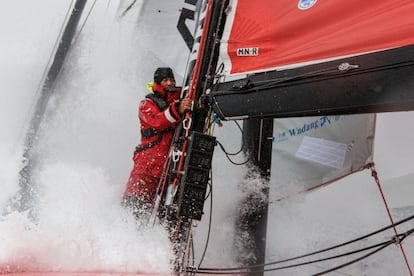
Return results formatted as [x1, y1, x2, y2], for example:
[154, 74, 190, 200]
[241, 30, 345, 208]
[123, 67, 193, 220]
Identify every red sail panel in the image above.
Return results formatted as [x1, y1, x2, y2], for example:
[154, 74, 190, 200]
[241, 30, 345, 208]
[222, 0, 414, 75]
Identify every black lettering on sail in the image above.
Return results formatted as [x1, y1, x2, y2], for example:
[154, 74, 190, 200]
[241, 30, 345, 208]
[180, 0, 206, 86]
[177, 7, 195, 50]
[237, 47, 259, 56]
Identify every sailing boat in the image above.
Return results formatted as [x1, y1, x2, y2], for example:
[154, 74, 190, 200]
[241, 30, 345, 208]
[1, 0, 413, 275]
[157, 0, 414, 274]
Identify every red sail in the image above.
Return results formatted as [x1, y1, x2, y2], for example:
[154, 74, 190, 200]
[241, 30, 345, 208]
[221, 0, 414, 75]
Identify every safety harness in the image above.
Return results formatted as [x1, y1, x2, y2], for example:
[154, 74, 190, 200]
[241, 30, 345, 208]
[134, 93, 175, 154]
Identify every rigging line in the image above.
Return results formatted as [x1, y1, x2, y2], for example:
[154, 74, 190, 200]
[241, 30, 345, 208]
[315, 227, 414, 275]
[214, 62, 225, 81]
[191, 238, 398, 275]
[191, 237, 195, 269]
[310, 264, 356, 276]
[207, 62, 225, 94]
[215, 121, 244, 156]
[194, 214, 414, 272]
[278, 240, 395, 271]
[311, 241, 394, 276]
[194, 230, 414, 274]
[227, 120, 245, 156]
[121, 0, 137, 17]
[278, 60, 414, 89]
[191, 230, 414, 275]
[194, 171, 214, 270]
[177, 221, 194, 274]
[73, 0, 98, 44]
[370, 165, 414, 276]
[169, 0, 216, 192]
[211, 60, 414, 97]
[252, 67, 340, 89]
[185, 235, 195, 276]
[250, 60, 414, 91]
[257, 119, 264, 162]
[204, 178, 213, 199]
[217, 141, 250, 165]
[211, 66, 343, 97]
[204, 111, 216, 135]
[18, 0, 76, 149]
[198, 0, 228, 97]
[192, 238, 394, 274]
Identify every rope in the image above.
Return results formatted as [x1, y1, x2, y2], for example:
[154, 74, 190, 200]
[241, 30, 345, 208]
[190, 228, 414, 274]
[215, 120, 250, 165]
[369, 164, 414, 276]
[121, 0, 137, 17]
[311, 241, 394, 276]
[313, 228, 414, 276]
[193, 174, 214, 272]
[222, 121, 244, 156]
[169, 0, 218, 194]
[217, 141, 249, 165]
[210, 60, 414, 97]
[189, 215, 414, 274]
[73, 0, 98, 43]
[18, 0, 76, 148]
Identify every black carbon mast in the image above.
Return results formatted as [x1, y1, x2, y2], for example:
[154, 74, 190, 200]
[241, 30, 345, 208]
[11, 0, 87, 216]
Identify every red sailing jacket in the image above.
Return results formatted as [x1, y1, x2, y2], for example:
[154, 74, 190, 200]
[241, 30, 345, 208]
[124, 83, 182, 202]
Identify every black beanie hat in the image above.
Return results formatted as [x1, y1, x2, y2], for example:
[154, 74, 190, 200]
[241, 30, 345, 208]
[154, 67, 175, 84]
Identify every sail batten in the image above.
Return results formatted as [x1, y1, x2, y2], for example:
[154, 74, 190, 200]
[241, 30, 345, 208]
[211, 42, 414, 120]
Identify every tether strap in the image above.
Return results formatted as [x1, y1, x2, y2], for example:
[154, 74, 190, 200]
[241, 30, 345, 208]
[135, 127, 175, 154]
[141, 127, 174, 139]
[134, 93, 175, 154]
[145, 93, 169, 110]
[134, 132, 164, 154]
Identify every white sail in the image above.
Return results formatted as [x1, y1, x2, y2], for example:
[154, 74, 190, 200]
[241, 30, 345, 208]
[271, 114, 375, 197]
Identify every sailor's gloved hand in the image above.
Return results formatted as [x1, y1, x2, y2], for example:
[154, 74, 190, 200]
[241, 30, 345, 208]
[178, 98, 193, 114]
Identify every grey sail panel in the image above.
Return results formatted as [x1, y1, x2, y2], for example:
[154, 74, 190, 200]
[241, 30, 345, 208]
[271, 114, 375, 196]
